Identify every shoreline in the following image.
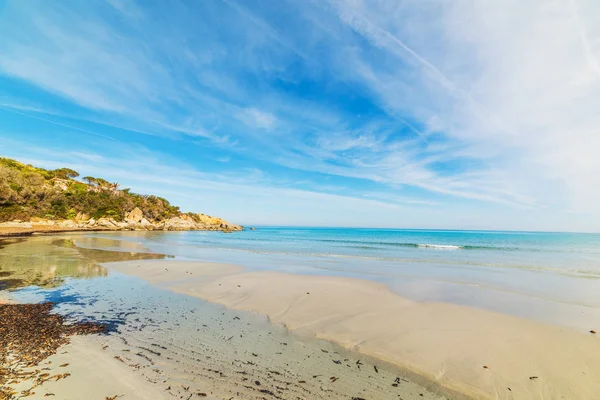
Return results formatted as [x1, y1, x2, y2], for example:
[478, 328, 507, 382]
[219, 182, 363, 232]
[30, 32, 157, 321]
[0, 224, 241, 239]
[0, 226, 115, 238]
[105, 259, 600, 400]
[1, 271, 448, 400]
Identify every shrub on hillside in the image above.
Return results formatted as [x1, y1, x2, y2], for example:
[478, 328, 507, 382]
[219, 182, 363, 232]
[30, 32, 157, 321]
[0, 158, 188, 223]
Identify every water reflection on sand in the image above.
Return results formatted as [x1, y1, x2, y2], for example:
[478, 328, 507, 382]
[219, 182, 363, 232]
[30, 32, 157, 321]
[0, 234, 167, 290]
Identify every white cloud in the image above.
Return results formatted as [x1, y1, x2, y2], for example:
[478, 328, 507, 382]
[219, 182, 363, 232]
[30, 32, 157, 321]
[238, 108, 277, 130]
[325, 0, 600, 214]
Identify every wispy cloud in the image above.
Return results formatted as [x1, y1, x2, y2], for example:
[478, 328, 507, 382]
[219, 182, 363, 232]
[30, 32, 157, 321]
[569, 0, 600, 78]
[322, 0, 600, 213]
[238, 108, 278, 130]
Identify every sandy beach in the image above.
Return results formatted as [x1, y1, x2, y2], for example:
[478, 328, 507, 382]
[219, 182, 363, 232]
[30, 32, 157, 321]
[107, 259, 600, 400]
[7, 335, 173, 400]
[1, 295, 170, 400]
[2, 236, 449, 400]
[3, 234, 599, 399]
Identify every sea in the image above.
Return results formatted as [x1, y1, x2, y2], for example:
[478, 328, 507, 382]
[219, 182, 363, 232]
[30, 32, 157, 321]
[75, 227, 600, 330]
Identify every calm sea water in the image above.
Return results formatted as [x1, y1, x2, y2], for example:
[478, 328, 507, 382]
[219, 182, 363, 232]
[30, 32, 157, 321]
[77, 227, 600, 330]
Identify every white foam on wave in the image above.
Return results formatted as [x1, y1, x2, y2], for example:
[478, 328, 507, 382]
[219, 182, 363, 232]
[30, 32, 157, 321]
[417, 244, 462, 250]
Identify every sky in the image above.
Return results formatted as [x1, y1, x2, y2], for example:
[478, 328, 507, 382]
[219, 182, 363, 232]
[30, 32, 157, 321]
[0, 0, 599, 232]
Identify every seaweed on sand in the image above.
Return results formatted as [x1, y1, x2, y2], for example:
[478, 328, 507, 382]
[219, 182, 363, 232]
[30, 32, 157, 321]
[0, 302, 108, 399]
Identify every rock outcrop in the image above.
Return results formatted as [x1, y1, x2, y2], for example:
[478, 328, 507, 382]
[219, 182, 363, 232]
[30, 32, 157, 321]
[0, 210, 243, 234]
[125, 207, 144, 224]
[75, 212, 90, 222]
[163, 216, 196, 231]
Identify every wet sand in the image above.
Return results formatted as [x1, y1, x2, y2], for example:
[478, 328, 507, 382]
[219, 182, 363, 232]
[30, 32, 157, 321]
[4, 281, 448, 400]
[0, 235, 165, 291]
[6, 335, 172, 400]
[0, 301, 112, 400]
[2, 238, 448, 400]
[107, 259, 600, 400]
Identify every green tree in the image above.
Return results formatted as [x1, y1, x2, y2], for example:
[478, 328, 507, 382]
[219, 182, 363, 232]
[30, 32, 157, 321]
[82, 176, 97, 185]
[51, 168, 80, 179]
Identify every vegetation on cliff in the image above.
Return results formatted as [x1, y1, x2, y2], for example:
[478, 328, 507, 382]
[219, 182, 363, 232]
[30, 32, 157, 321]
[0, 157, 226, 226]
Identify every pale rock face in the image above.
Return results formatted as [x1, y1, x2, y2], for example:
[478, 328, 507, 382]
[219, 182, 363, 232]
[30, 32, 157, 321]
[0, 221, 33, 228]
[75, 212, 90, 222]
[181, 214, 195, 223]
[96, 218, 117, 228]
[51, 178, 69, 191]
[195, 214, 219, 225]
[30, 217, 55, 226]
[135, 218, 153, 230]
[125, 207, 144, 224]
[139, 218, 152, 226]
[134, 223, 154, 231]
[57, 220, 76, 228]
[123, 208, 154, 231]
[114, 221, 129, 229]
[191, 213, 242, 231]
[163, 217, 197, 231]
[4, 209, 240, 233]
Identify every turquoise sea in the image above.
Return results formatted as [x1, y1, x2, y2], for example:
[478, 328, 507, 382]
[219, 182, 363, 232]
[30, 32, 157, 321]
[79, 227, 600, 331]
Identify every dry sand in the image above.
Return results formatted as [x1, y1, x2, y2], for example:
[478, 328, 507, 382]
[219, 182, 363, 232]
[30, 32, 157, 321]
[107, 260, 600, 400]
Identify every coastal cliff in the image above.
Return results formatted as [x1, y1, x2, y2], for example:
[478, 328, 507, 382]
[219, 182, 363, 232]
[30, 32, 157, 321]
[0, 157, 242, 234]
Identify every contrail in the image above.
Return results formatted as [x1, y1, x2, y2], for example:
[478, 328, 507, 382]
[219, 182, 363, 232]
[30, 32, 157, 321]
[0, 105, 117, 141]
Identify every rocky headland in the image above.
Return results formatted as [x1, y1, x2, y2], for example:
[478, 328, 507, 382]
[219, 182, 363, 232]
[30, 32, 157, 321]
[0, 157, 242, 236]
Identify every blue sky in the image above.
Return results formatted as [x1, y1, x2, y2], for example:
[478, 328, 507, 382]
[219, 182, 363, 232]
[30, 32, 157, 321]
[1, 0, 599, 231]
